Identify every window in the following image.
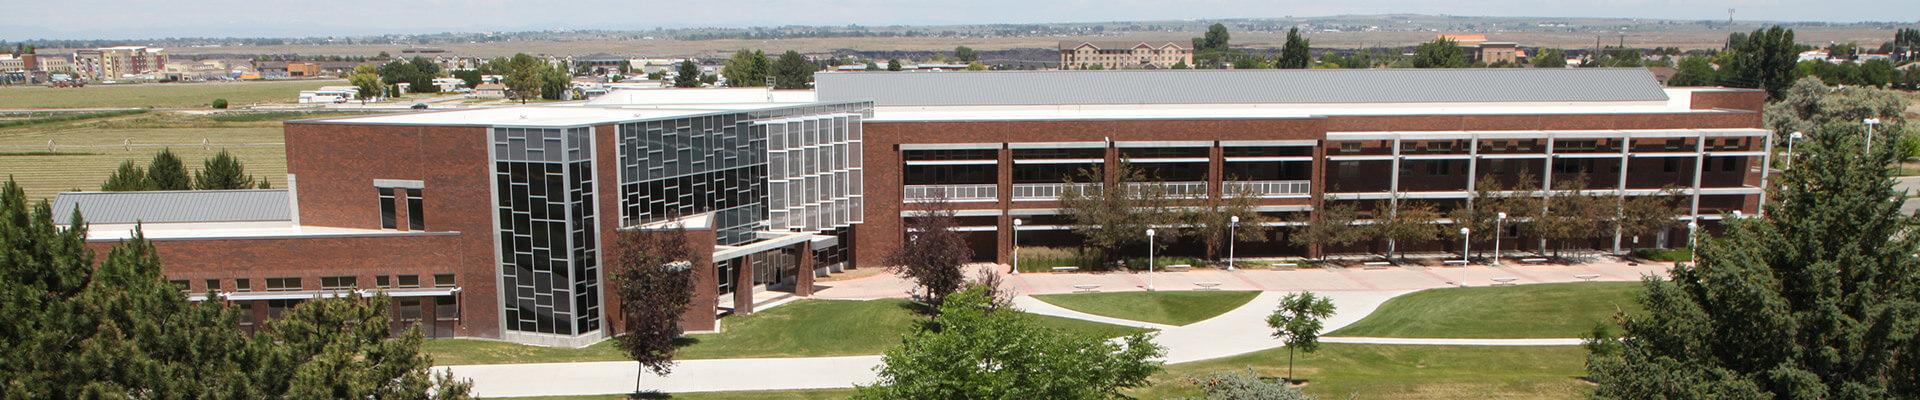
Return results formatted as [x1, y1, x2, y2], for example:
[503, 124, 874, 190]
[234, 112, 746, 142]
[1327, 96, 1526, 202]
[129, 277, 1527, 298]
[1663, 159, 1679, 173]
[235, 278, 251, 292]
[320, 276, 357, 290]
[434, 274, 456, 288]
[397, 275, 420, 288]
[407, 189, 425, 230]
[379, 188, 397, 229]
[435, 296, 459, 320]
[265, 277, 302, 292]
[376, 275, 391, 288]
[205, 279, 221, 292]
[396, 298, 423, 321]
[266, 299, 299, 319]
[169, 279, 190, 293]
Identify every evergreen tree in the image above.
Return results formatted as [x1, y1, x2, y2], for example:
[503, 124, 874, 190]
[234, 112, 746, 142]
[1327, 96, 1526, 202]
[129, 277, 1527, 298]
[146, 148, 191, 190]
[1586, 122, 1920, 398]
[673, 59, 702, 88]
[863, 60, 878, 72]
[954, 46, 977, 62]
[1276, 27, 1312, 69]
[194, 149, 257, 190]
[1721, 26, 1799, 99]
[772, 51, 814, 89]
[886, 59, 903, 71]
[100, 160, 153, 191]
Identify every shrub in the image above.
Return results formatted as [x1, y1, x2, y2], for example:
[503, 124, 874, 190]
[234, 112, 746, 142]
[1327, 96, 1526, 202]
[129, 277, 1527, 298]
[1633, 247, 1692, 262]
[1192, 371, 1313, 400]
[211, 98, 228, 109]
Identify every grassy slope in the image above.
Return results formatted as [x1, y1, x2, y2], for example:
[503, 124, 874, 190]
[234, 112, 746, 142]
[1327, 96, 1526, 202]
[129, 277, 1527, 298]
[1031, 290, 1261, 326]
[0, 80, 342, 109]
[1130, 344, 1592, 400]
[425, 299, 1151, 365]
[0, 111, 373, 199]
[1331, 282, 1645, 339]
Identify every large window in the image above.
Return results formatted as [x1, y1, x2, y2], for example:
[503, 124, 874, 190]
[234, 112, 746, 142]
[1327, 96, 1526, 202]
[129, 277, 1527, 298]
[494, 126, 600, 336]
[407, 189, 425, 230]
[378, 188, 397, 229]
[320, 276, 356, 290]
[265, 277, 302, 292]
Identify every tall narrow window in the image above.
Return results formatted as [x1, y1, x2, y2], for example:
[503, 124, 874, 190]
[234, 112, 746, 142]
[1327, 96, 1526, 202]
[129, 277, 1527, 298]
[407, 189, 425, 230]
[378, 188, 397, 229]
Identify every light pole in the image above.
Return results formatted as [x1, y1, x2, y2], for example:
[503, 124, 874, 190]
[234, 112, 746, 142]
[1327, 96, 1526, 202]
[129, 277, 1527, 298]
[1865, 118, 1882, 153]
[1492, 212, 1507, 266]
[1228, 215, 1239, 271]
[1786, 131, 1803, 170]
[1459, 227, 1471, 287]
[1011, 218, 1023, 275]
[1145, 228, 1157, 291]
[1686, 220, 1700, 263]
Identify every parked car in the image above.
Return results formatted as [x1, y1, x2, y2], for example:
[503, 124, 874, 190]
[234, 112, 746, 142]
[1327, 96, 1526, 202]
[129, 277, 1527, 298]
[411, 103, 430, 110]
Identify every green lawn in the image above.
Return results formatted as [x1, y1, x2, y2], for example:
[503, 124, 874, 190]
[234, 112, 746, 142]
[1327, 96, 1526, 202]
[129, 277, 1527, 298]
[0, 111, 373, 200]
[425, 299, 1151, 365]
[1032, 290, 1260, 326]
[0, 80, 343, 109]
[1331, 282, 1645, 339]
[1130, 344, 1592, 400]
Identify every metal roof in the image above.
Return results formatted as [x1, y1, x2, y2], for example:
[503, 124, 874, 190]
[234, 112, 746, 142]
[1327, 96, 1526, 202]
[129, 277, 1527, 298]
[52, 190, 290, 225]
[816, 68, 1670, 107]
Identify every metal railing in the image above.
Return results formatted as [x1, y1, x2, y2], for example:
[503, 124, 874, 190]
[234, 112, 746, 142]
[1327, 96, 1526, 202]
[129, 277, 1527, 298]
[903, 184, 998, 202]
[1223, 180, 1312, 198]
[1011, 183, 1101, 200]
[1156, 181, 1210, 198]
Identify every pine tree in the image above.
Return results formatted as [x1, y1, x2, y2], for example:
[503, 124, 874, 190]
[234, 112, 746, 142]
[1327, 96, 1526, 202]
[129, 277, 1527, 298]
[772, 51, 814, 89]
[886, 59, 902, 71]
[146, 148, 191, 190]
[100, 160, 153, 191]
[1276, 27, 1312, 69]
[194, 150, 257, 190]
[673, 59, 702, 88]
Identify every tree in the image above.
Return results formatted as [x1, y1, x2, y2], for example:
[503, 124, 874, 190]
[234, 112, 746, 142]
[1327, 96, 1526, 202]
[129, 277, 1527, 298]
[1721, 26, 1798, 98]
[538, 62, 571, 101]
[348, 64, 383, 105]
[886, 58, 903, 71]
[1444, 177, 1508, 259]
[1764, 76, 1909, 142]
[501, 53, 546, 103]
[146, 148, 191, 190]
[452, 69, 483, 89]
[1183, 184, 1269, 262]
[211, 98, 228, 109]
[863, 60, 878, 71]
[1058, 161, 1181, 266]
[1369, 198, 1442, 260]
[854, 286, 1165, 399]
[1171, 60, 1190, 69]
[965, 61, 986, 71]
[193, 149, 257, 190]
[1614, 189, 1682, 251]
[1412, 38, 1466, 68]
[888, 197, 972, 305]
[772, 51, 814, 89]
[1534, 176, 1609, 257]
[1193, 23, 1233, 68]
[672, 59, 702, 88]
[1667, 56, 1719, 86]
[1585, 123, 1920, 399]
[607, 226, 696, 394]
[1290, 199, 1363, 260]
[722, 50, 769, 87]
[954, 46, 977, 62]
[1532, 48, 1568, 68]
[1276, 27, 1312, 69]
[254, 295, 471, 399]
[100, 160, 152, 191]
[1267, 291, 1336, 384]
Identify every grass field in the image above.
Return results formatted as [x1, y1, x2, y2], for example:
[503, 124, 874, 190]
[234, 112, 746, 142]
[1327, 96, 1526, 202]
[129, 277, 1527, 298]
[1330, 282, 1645, 339]
[0, 111, 378, 200]
[1129, 344, 1592, 400]
[1032, 290, 1260, 326]
[0, 80, 343, 109]
[424, 298, 1152, 365]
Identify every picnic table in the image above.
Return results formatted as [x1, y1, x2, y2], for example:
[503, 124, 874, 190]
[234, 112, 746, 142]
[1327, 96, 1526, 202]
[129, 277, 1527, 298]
[1362, 261, 1392, 270]
[1575, 274, 1600, 282]
[1071, 284, 1102, 293]
[1490, 277, 1518, 286]
[1051, 266, 1081, 273]
[1194, 282, 1222, 291]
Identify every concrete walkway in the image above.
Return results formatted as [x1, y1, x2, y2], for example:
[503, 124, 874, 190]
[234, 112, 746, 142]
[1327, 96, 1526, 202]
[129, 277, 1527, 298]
[444, 260, 1669, 397]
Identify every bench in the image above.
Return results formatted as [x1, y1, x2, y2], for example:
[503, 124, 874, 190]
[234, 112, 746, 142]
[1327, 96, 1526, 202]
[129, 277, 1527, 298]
[1490, 277, 1518, 286]
[1362, 261, 1392, 270]
[1051, 266, 1081, 273]
[1443, 260, 1470, 265]
[1071, 284, 1102, 293]
[1575, 274, 1600, 282]
[1194, 282, 1223, 291]
[1520, 258, 1549, 264]
[1163, 264, 1192, 272]
[1273, 262, 1299, 269]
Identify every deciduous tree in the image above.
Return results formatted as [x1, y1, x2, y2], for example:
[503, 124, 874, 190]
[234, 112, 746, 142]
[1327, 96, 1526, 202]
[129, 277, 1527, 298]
[888, 197, 972, 305]
[721, 50, 769, 87]
[1369, 198, 1442, 260]
[1267, 291, 1336, 383]
[1183, 184, 1269, 262]
[1720, 26, 1799, 98]
[607, 226, 697, 394]
[1058, 161, 1181, 267]
[349, 64, 384, 104]
[1412, 38, 1466, 68]
[1290, 199, 1363, 260]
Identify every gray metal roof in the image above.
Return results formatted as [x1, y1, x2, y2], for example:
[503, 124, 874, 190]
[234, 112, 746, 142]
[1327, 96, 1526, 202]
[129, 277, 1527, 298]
[815, 68, 1670, 107]
[52, 190, 290, 225]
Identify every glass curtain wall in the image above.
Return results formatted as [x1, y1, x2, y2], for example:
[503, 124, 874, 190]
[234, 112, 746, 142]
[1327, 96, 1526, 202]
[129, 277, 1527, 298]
[492, 127, 600, 336]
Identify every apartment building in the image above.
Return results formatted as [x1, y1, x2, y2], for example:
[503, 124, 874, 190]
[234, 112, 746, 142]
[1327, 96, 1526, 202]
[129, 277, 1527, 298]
[813, 69, 1768, 264]
[72, 46, 167, 80]
[1059, 41, 1194, 70]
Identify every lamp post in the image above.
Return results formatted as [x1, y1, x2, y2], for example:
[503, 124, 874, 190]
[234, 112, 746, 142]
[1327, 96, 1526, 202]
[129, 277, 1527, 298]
[1459, 227, 1471, 287]
[1786, 131, 1803, 170]
[1011, 218, 1023, 275]
[1865, 118, 1882, 153]
[1492, 212, 1507, 266]
[1686, 220, 1700, 263]
[1146, 228, 1157, 291]
[1228, 215, 1239, 271]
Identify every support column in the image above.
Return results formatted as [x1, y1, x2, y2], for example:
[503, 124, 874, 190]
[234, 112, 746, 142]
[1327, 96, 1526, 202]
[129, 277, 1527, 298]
[732, 255, 754, 315]
[1208, 144, 1224, 199]
[794, 243, 815, 297]
[1307, 141, 1327, 259]
[1613, 136, 1632, 254]
[1757, 133, 1774, 215]
[995, 145, 1013, 266]
[1690, 134, 1705, 219]
[1539, 136, 1555, 252]
[1387, 137, 1402, 256]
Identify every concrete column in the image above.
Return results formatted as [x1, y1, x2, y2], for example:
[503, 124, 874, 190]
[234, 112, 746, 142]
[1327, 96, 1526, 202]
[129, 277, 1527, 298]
[1690, 134, 1705, 219]
[1465, 135, 1480, 206]
[1757, 133, 1774, 215]
[794, 243, 815, 297]
[1387, 137, 1402, 256]
[1613, 136, 1632, 254]
[732, 255, 754, 315]
[1539, 136, 1555, 252]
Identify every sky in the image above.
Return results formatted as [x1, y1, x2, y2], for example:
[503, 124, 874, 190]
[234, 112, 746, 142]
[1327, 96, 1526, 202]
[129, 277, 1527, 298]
[2, 0, 1916, 40]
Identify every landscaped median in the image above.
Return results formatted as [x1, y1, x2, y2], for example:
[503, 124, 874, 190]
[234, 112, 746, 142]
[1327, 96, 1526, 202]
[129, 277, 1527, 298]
[1330, 281, 1646, 339]
[1031, 290, 1261, 326]
[1130, 343, 1593, 399]
[424, 298, 1152, 365]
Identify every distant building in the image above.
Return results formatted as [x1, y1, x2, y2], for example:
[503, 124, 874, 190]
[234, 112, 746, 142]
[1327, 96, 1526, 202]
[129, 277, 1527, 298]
[1, 52, 77, 84]
[72, 46, 167, 80]
[472, 83, 506, 98]
[572, 53, 629, 75]
[1439, 35, 1519, 65]
[1058, 41, 1193, 70]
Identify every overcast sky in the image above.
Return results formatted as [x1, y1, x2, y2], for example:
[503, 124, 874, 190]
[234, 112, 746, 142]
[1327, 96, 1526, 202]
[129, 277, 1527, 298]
[3, 0, 1916, 40]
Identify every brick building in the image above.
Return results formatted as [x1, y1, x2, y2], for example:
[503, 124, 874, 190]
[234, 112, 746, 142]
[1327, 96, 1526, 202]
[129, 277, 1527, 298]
[1059, 41, 1194, 70]
[814, 69, 1769, 265]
